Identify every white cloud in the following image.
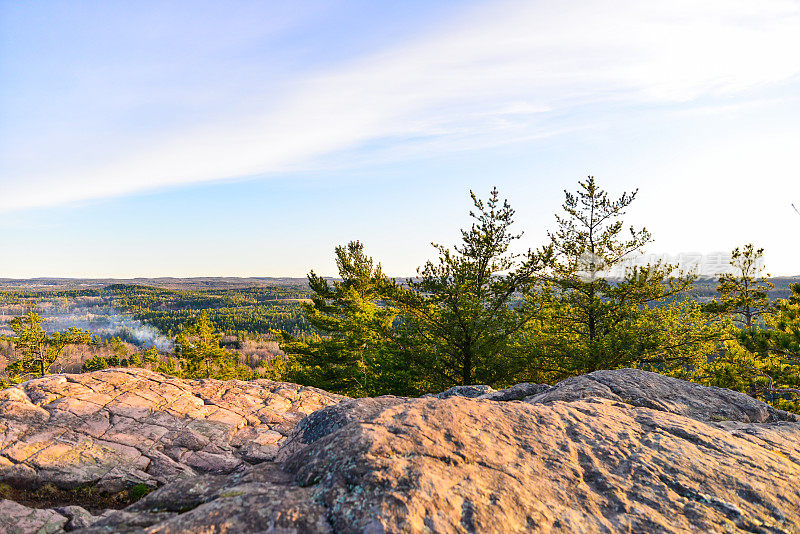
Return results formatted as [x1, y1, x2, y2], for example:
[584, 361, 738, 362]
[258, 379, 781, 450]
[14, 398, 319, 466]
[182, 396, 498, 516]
[2, 0, 800, 213]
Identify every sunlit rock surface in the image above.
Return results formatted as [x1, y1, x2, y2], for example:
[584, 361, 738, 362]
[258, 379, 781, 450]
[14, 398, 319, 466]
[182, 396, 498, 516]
[1, 368, 799, 533]
[0, 369, 343, 492]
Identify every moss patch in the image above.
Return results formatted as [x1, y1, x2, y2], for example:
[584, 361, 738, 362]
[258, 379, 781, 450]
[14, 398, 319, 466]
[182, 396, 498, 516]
[0, 482, 155, 513]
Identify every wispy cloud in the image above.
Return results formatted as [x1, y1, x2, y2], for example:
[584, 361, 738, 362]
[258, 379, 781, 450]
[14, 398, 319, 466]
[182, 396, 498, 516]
[2, 0, 799, 213]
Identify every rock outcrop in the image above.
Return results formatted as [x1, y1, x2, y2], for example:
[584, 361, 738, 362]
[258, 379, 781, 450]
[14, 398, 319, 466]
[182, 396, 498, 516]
[0, 368, 343, 492]
[1, 368, 799, 533]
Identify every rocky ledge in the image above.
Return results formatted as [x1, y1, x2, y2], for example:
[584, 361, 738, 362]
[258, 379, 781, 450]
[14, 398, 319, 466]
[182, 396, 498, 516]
[1, 368, 799, 533]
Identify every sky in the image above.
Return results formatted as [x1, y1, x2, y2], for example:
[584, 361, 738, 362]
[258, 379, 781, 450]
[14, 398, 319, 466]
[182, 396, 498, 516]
[1, 0, 799, 278]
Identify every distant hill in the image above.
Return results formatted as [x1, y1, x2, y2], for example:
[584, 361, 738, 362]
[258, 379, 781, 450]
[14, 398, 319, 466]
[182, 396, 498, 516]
[0, 277, 310, 291]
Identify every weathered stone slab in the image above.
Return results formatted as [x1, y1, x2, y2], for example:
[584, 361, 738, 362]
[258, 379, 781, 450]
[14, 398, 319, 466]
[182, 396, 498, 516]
[0, 369, 344, 492]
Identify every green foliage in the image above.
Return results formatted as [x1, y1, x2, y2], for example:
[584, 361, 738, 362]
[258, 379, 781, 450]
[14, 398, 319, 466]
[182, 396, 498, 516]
[691, 246, 799, 411]
[176, 311, 227, 379]
[156, 356, 181, 376]
[276, 182, 734, 396]
[278, 241, 410, 396]
[515, 177, 719, 381]
[106, 284, 312, 336]
[6, 312, 92, 378]
[729, 282, 800, 411]
[703, 244, 773, 329]
[392, 188, 550, 388]
[142, 348, 160, 366]
[767, 283, 800, 360]
[108, 337, 129, 357]
[257, 354, 288, 381]
[278, 189, 555, 395]
[1, 181, 796, 414]
[548, 177, 650, 277]
[82, 356, 109, 372]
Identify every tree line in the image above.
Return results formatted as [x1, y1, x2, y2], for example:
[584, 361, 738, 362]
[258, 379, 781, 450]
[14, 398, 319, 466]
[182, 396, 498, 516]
[276, 178, 800, 411]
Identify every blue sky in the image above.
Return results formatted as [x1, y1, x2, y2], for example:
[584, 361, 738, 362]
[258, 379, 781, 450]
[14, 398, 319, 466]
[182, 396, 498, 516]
[2, 0, 800, 278]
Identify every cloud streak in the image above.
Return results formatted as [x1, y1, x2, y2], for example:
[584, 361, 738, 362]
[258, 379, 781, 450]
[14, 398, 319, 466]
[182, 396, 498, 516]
[2, 0, 799, 213]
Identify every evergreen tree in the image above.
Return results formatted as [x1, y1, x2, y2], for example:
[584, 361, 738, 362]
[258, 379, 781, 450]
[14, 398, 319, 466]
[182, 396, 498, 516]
[6, 312, 92, 378]
[157, 356, 181, 376]
[766, 284, 800, 363]
[391, 188, 550, 388]
[704, 244, 773, 329]
[82, 356, 109, 372]
[518, 177, 717, 380]
[176, 311, 226, 379]
[277, 241, 407, 396]
[142, 348, 161, 367]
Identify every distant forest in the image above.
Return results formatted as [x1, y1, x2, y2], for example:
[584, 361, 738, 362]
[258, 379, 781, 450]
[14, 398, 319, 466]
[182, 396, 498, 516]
[0, 283, 314, 381]
[0, 283, 314, 337]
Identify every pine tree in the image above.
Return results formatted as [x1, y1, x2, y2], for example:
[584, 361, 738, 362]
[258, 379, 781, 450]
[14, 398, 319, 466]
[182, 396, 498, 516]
[768, 284, 800, 363]
[696, 245, 789, 404]
[704, 244, 773, 330]
[6, 312, 92, 378]
[82, 356, 110, 373]
[391, 188, 550, 388]
[277, 241, 406, 396]
[519, 177, 717, 380]
[176, 311, 226, 379]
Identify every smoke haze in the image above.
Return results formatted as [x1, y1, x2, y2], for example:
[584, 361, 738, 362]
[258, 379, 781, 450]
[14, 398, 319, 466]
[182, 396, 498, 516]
[0, 301, 174, 352]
